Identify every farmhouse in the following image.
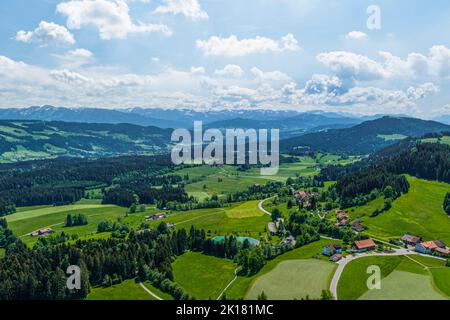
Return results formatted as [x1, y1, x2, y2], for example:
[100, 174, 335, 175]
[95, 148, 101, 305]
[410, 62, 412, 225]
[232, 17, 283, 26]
[351, 222, 365, 232]
[282, 236, 295, 246]
[31, 228, 55, 237]
[146, 213, 168, 221]
[330, 254, 343, 262]
[402, 234, 422, 246]
[323, 244, 342, 256]
[354, 239, 376, 252]
[415, 240, 447, 254]
[336, 210, 348, 220]
[336, 219, 348, 227]
[268, 222, 277, 234]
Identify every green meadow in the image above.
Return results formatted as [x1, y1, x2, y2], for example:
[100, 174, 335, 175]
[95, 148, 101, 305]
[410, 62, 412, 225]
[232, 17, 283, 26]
[87, 279, 172, 300]
[6, 204, 127, 244]
[172, 252, 236, 300]
[246, 259, 337, 300]
[226, 239, 340, 300]
[337, 255, 450, 300]
[146, 201, 271, 239]
[360, 176, 450, 243]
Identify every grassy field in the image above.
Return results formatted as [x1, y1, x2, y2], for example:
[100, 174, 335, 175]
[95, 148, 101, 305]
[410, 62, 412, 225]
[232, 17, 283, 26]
[172, 252, 236, 300]
[225, 201, 265, 219]
[359, 271, 446, 300]
[337, 256, 403, 300]
[337, 255, 450, 300]
[360, 176, 450, 243]
[0, 248, 4, 258]
[6, 204, 127, 244]
[87, 279, 172, 300]
[226, 239, 340, 299]
[246, 259, 337, 300]
[146, 202, 270, 239]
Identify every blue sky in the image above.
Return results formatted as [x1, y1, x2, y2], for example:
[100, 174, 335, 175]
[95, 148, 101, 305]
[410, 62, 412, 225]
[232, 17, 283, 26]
[0, 0, 449, 117]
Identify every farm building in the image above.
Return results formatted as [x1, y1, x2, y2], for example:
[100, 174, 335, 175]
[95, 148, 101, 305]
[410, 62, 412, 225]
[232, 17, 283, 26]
[336, 211, 348, 220]
[282, 236, 295, 246]
[401, 234, 422, 246]
[323, 244, 342, 256]
[354, 239, 376, 252]
[31, 228, 55, 237]
[415, 240, 447, 254]
[330, 254, 343, 262]
[336, 219, 348, 227]
[352, 222, 365, 232]
[145, 213, 168, 221]
[268, 222, 277, 234]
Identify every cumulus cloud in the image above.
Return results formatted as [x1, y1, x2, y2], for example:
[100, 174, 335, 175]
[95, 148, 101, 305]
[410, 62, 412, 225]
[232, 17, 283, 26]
[154, 0, 209, 21]
[15, 21, 75, 45]
[214, 64, 244, 78]
[190, 66, 206, 74]
[50, 69, 91, 85]
[56, 0, 172, 40]
[345, 31, 367, 40]
[317, 51, 389, 81]
[196, 33, 299, 57]
[53, 48, 94, 68]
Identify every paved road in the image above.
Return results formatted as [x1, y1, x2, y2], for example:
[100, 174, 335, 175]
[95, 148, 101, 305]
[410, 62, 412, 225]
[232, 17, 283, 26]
[258, 197, 276, 216]
[139, 282, 164, 300]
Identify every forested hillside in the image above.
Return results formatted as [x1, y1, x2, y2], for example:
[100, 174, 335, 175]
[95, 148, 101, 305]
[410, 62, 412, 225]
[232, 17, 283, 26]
[0, 120, 172, 163]
[282, 116, 450, 155]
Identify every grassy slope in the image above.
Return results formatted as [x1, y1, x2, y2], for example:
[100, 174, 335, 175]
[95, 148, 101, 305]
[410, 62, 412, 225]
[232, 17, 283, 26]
[172, 252, 236, 300]
[245, 259, 337, 300]
[338, 255, 450, 300]
[337, 256, 403, 300]
[146, 202, 270, 239]
[7, 204, 126, 244]
[359, 271, 446, 300]
[226, 239, 340, 299]
[361, 176, 450, 243]
[87, 279, 172, 300]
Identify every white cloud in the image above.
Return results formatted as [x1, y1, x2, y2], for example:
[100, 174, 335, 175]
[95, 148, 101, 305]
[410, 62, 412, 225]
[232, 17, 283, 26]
[190, 66, 205, 74]
[154, 0, 209, 21]
[50, 69, 91, 85]
[345, 31, 367, 40]
[196, 33, 299, 57]
[250, 67, 291, 83]
[380, 45, 450, 78]
[53, 48, 94, 68]
[15, 21, 75, 45]
[214, 64, 244, 78]
[57, 0, 172, 40]
[317, 51, 389, 81]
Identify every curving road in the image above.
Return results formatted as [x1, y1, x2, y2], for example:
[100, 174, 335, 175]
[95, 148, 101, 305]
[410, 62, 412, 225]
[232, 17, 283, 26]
[329, 248, 446, 300]
[258, 196, 276, 216]
[139, 282, 164, 300]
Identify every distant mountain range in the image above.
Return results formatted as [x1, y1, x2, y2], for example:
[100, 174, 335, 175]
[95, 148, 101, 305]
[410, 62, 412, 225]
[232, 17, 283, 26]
[0, 107, 449, 162]
[282, 116, 450, 154]
[0, 106, 372, 133]
[0, 120, 172, 163]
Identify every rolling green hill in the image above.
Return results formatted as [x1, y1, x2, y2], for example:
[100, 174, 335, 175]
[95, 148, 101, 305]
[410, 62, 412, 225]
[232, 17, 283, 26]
[0, 120, 172, 162]
[282, 116, 450, 154]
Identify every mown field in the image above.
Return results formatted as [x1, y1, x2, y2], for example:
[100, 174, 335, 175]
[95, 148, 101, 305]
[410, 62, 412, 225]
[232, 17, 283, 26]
[245, 259, 336, 300]
[87, 279, 172, 300]
[337, 255, 450, 300]
[358, 176, 450, 243]
[6, 204, 128, 244]
[172, 252, 236, 300]
[146, 201, 271, 239]
[226, 239, 341, 300]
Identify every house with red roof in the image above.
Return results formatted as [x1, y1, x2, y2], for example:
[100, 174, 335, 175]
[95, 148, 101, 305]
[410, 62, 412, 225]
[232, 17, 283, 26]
[354, 239, 376, 252]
